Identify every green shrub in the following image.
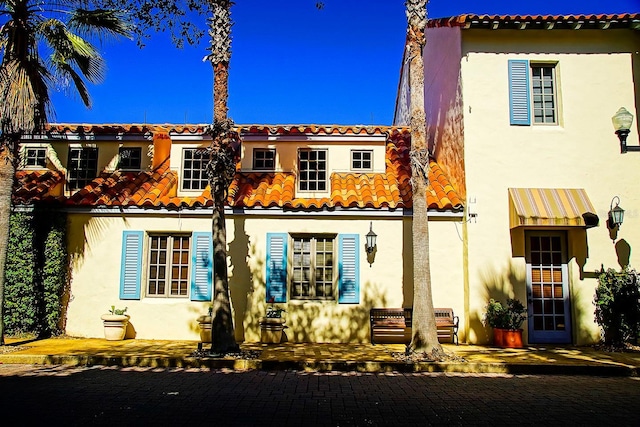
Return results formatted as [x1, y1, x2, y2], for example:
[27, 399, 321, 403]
[483, 298, 528, 330]
[594, 267, 640, 346]
[4, 209, 67, 337]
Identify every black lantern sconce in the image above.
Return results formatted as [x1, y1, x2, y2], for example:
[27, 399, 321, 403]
[365, 222, 377, 266]
[612, 107, 639, 153]
[365, 222, 377, 253]
[608, 196, 625, 229]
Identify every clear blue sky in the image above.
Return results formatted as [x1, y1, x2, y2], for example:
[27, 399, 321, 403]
[50, 0, 640, 126]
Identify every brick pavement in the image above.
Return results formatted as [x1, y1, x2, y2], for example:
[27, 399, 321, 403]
[1, 364, 639, 426]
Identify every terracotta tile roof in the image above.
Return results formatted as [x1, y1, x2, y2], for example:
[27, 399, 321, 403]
[14, 170, 65, 203]
[15, 125, 464, 212]
[428, 13, 640, 30]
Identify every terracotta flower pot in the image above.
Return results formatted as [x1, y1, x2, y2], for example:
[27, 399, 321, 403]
[493, 328, 523, 348]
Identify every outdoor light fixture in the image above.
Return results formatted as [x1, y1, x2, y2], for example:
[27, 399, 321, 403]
[612, 107, 639, 153]
[365, 222, 377, 254]
[608, 196, 625, 228]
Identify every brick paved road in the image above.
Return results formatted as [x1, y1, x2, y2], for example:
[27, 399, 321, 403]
[1, 364, 638, 426]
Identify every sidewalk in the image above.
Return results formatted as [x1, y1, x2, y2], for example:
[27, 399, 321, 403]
[1, 336, 639, 376]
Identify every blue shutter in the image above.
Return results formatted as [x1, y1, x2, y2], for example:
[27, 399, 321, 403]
[508, 59, 531, 126]
[266, 233, 288, 303]
[338, 234, 360, 304]
[191, 232, 213, 301]
[120, 231, 143, 300]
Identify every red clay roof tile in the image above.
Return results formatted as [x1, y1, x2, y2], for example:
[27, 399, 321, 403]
[428, 13, 640, 30]
[16, 125, 463, 213]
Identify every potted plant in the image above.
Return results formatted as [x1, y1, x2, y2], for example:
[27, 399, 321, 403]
[483, 298, 528, 348]
[100, 306, 129, 341]
[196, 305, 213, 346]
[259, 302, 286, 344]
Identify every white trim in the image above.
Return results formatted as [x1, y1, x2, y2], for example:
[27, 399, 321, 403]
[56, 205, 463, 219]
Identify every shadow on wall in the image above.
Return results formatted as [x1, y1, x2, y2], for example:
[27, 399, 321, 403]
[473, 259, 527, 344]
[615, 239, 631, 269]
[239, 260, 390, 343]
[229, 217, 252, 342]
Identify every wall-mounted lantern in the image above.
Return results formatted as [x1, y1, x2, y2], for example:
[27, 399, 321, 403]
[365, 222, 377, 254]
[608, 196, 625, 228]
[612, 107, 638, 153]
[365, 222, 377, 267]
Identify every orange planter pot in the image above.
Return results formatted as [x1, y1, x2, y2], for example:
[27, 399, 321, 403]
[493, 328, 523, 348]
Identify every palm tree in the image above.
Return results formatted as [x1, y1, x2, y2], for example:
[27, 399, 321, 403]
[0, 0, 131, 344]
[404, 0, 443, 355]
[204, 0, 239, 355]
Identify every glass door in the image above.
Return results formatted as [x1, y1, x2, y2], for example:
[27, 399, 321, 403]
[526, 232, 572, 344]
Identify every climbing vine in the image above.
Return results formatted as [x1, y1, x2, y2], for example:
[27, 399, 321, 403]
[4, 209, 68, 337]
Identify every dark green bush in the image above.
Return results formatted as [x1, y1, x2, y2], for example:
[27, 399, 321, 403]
[4, 209, 67, 337]
[594, 267, 640, 346]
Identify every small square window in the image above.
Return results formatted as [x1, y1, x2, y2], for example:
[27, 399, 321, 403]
[118, 147, 142, 170]
[351, 150, 372, 171]
[253, 148, 276, 170]
[22, 147, 47, 168]
[182, 148, 209, 191]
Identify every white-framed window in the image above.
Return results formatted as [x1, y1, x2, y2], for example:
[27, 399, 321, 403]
[291, 235, 336, 300]
[182, 148, 209, 191]
[22, 146, 47, 168]
[298, 149, 327, 192]
[531, 64, 557, 124]
[147, 234, 191, 298]
[67, 147, 98, 190]
[253, 148, 276, 170]
[508, 60, 558, 126]
[351, 150, 373, 171]
[266, 233, 359, 304]
[118, 147, 142, 171]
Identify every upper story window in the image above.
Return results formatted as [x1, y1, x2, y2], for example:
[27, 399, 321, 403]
[351, 150, 373, 171]
[118, 147, 142, 171]
[298, 149, 327, 192]
[291, 235, 335, 300]
[67, 147, 98, 191]
[253, 148, 276, 170]
[182, 148, 209, 191]
[531, 65, 557, 124]
[508, 60, 559, 126]
[22, 147, 47, 168]
[147, 234, 190, 298]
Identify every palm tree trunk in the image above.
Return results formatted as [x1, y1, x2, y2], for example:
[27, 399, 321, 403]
[405, 0, 443, 354]
[207, 0, 238, 354]
[213, 62, 229, 123]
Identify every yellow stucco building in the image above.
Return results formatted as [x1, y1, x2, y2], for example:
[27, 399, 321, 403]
[395, 13, 640, 345]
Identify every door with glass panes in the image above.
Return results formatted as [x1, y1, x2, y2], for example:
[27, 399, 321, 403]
[526, 231, 572, 343]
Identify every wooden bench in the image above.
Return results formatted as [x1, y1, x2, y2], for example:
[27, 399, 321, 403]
[370, 308, 459, 345]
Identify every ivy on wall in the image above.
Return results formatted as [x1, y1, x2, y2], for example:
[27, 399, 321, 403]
[4, 209, 68, 337]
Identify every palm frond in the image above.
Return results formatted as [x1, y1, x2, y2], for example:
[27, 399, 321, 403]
[40, 18, 106, 84]
[51, 58, 91, 107]
[0, 58, 53, 133]
[68, 8, 133, 41]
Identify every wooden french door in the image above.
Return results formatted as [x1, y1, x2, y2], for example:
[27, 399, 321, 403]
[526, 231, 572, 344]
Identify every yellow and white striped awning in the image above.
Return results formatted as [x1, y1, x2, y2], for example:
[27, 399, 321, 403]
[508, 188, 599, 229]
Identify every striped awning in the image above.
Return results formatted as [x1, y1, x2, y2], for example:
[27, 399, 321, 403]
[508, 188, 599, 229]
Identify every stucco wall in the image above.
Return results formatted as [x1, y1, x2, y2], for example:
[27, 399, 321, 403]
[459, 29, 640, 344]
[64, 211, 463, 343]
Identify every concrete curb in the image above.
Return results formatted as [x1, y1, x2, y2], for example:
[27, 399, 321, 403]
[1, 353, 637, 376]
